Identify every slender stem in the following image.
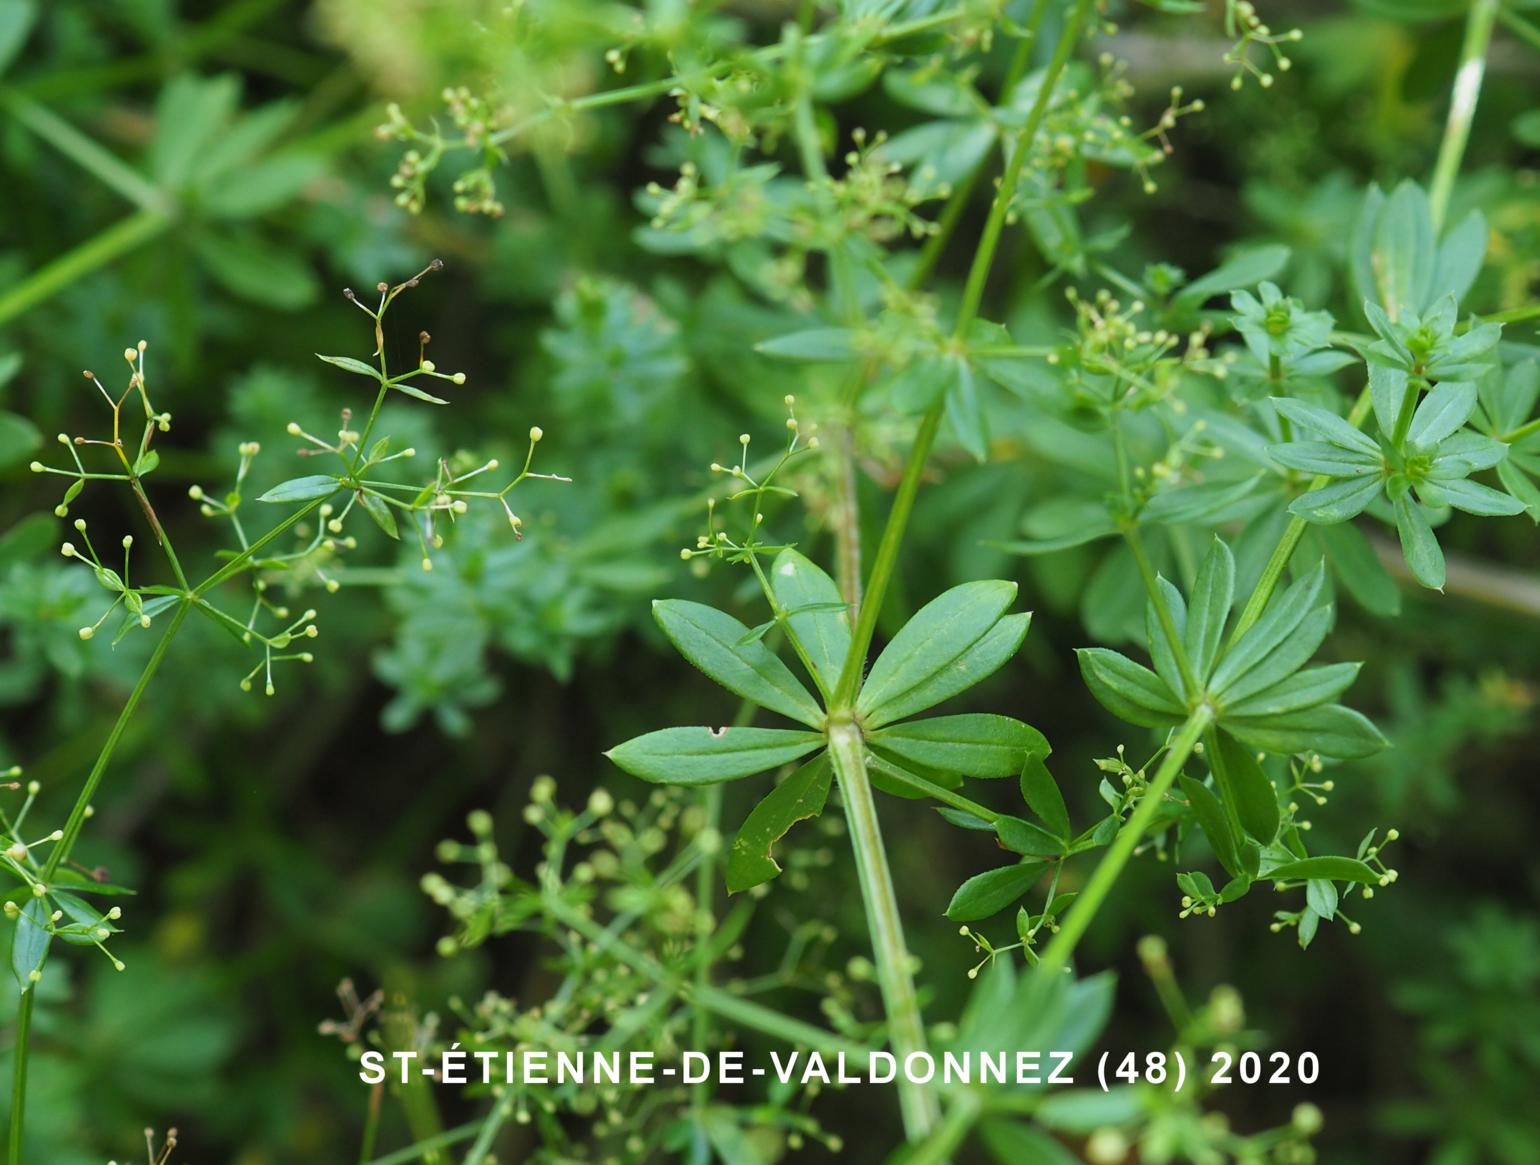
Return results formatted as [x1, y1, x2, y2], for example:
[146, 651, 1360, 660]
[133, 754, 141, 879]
[9, 602, 192, 1162]
[7, 995, 31, 1165]
[0, 208, 171, 326]
[40, 602, 191, 880]
[825, 722, 938, 1138]
[829, 0, 1095, 710]
[1037, 707, 1212, 976]
[1427, 0, 1498, 231]
[902, 1093, 984, 1165]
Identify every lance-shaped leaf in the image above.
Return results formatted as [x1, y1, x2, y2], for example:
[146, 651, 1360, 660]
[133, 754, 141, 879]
[1210, 561, 1325, 695]
[258, 474, 341, 503]
[1216, 606, 1333, 706]
[1269, 441, 1381, 478]
[653, 600, 823, 727]
[1185, 537, 1234, 684]
[944, 861, 1047, 922]
[857, 580, 1020, 726]
[1209, 729, 1280, 844]
[605, 726, 824, 786]
[1406, 380, 1477, 450]
[1019, 753, 1070, 841]
[1076, 648, 1185, 728]
[1418, 477, 1527, 517]
[1263, 855, 1380, 884]
[11, 897, 50, 992]
[1224, 703, 1386, 759]
[316, 353, 382, 380]
[1180, 775, 1242, 876]
[754, 328, 859, 362]
[1392, 491, 1445, 589]
[725, 755, 831, 893]
[1224, 662, 1361, 718]
[769, 549, 850, 694]
[1290, 475, 1384, 524]
[862, 612, 1031, 729]
[995, 815, 1064, 858]
[1146, 576, 1189, 700]
[868, 714, 1048, 778]
[1271, 397, 1381, 458]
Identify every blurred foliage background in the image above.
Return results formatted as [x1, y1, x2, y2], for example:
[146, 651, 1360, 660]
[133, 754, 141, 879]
[0, 0, 1536, 1162]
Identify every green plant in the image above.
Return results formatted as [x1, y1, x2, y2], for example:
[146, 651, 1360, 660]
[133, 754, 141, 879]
[3, 263, 561, 1160]
[1, 0, 1537, 1161]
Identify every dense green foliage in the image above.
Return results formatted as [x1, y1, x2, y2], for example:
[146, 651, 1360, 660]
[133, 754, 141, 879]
[0, 1, 1537, 1163]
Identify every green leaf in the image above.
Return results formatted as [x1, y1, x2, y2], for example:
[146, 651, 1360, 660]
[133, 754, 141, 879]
[1179, 775, 1241, 876]
[1306, 878, 1339, 920]
[1269, 441, 1380, 478]
[1319, 522, 1401, 616]
[1264, 855, 1380, 884]
[1175, 244, 1290, 306]
[1289, 476, 1384, 524]
[1145, 576, 1189, 700]
[869, 714, 1048, 779]
[1211, 561, 1325, 694]
[978, 1120, 1082, 1165]
[857, 580, 1018, 726]
[258, 474, 340, 503]
[945, 862, 1045, 922]
[1271, 398, 1381, 457]
[194, 228, 317, 309]
[653, 600, 823, 727]
[0, 0, 37, 76]
[1076, 648, 1185, 728]
[995, 815, 1064, 857]
[754, 328, 859, 362]
[944, 355, 989, 461]
[1185, 537, 1234, 682]
[1371, 179, 1436, 315]
[1392, 491, 1445, 589]
[1369, 364, 1412, 436]
[1407, 380, 1477, 449]
[863, 612, 1030, 728]
[316, 354, 383, 380]
[769, 549, 850, 694]
[11, 896, 49, 992]
[1431, 210, 1486, 305]
[390, 380, 451, 405]
[1217, 606, 1332, 705]
[725, 756, 831, 893]
[1422, 477, 1527, 517]
[1211, 730, 1280, 844]
[1224, 662, 1361, 717]
[1019, 753, 1070, 840]
[0, 410, 41, 469]
[605, 726, 823, 786]
[1497, 459, 1540, 522]
[357, 490, 399, 539]
[1225, 703, 1387, 759]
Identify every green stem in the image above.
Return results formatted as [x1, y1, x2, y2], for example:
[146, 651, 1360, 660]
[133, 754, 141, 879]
[7, 995, 31, 1165]
[1427, 0, 1499, 231]
[1037, 707, 1212, 976]
[361, 1123, 480, 1165]
[902, 1094, 984, 1165]
[825, 722, 937, 1138]
[0, 208, 171, 327]
[9, 601, 193, 1162]
[830, 0, 1096, 709]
